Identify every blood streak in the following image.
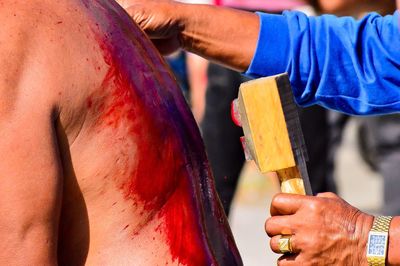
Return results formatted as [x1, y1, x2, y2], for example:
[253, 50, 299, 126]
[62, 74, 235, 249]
[91, 22, 210, 266]
[84, 1, 242, 265]
[98, 46, 208, 265]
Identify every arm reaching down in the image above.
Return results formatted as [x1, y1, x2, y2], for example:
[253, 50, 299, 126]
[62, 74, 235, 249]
[122, 0, 259, 71]
[121, 0, 400, 116]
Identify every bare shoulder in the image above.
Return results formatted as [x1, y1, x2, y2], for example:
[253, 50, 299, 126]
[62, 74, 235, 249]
[0, 2, 99, 264]
[0, 0, 105, 118]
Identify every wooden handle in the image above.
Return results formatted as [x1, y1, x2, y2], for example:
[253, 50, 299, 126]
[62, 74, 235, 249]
[276, 166, 306, 195]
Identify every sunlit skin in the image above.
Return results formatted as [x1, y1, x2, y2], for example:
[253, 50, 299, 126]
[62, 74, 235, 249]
[118, 0, 400, 265]
[0, 0, 241, 265]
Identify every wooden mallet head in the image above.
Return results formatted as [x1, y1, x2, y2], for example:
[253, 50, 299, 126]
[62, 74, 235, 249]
[232, 73, 312, 195]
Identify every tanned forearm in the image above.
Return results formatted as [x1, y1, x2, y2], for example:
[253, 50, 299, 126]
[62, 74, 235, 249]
[121, 0, 259, 72]
[179, 4, 259, 72]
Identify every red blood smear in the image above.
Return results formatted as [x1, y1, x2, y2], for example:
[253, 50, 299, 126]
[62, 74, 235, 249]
[85, 1, 242, 265]
[92, 29, 209, 266]
[105, 61, 206, 265]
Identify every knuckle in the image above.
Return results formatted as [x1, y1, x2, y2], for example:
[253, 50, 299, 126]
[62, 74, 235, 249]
[269, 237, 276, 249]
[325, 192, 336, 197]
[264, 218, 274, 235]
[308, 199, 324, 214]
[317, 192, 337, 199]
[271, 193, 284, 208]
[264, 219, 269, 233]
[271, 193, 280, 205]
[308, 201, 318, 212]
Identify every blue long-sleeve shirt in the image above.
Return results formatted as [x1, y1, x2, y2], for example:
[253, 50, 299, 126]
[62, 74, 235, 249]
[245, 11, 400, 115]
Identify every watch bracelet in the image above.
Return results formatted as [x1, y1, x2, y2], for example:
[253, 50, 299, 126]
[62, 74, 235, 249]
[367, 216, 393, 266]
[371, 216, 392, 232]
[368, 256, 386, 266]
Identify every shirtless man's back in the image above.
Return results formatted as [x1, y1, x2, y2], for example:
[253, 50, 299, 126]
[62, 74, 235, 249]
[0, 1, 241, 265]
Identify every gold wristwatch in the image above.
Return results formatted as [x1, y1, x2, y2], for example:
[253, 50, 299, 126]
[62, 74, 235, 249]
[367, 216, 393, 266]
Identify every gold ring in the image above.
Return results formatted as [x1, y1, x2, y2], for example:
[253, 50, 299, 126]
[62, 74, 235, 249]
[278, 235, 293, 254]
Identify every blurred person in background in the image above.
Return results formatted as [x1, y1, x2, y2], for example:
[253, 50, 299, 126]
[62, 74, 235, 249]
[312, 0, 400, 216]
[165, 51, 190, 101]
[116, 0, 400, 264]
[198, 0, 335, 216]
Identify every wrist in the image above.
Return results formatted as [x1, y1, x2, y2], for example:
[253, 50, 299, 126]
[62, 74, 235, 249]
[387, 216, 400, 266]
[177, 2, 200, 52]
[356, 213, 374, 266]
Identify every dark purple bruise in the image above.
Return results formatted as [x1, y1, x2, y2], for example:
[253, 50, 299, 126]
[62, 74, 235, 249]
[83, 1, 243, 265]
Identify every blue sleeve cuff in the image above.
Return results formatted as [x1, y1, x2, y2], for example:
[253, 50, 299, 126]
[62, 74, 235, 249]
[245, 12, 291, 78]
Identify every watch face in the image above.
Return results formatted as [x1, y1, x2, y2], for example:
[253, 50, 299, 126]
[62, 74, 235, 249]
[367, 233, 388, 257]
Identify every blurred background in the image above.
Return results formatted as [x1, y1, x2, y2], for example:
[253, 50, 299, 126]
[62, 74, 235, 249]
[230, 118, 382, 265]
[166, 0, 398, 264]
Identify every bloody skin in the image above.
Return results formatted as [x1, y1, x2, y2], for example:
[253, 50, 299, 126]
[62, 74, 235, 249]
[57, 1, 242, 265]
